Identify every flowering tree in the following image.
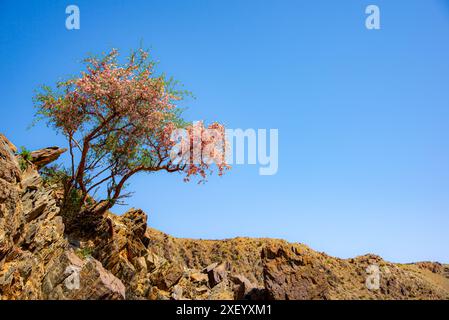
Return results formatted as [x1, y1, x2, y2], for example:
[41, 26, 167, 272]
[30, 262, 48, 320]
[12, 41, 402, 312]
[35, 48, 229, 217]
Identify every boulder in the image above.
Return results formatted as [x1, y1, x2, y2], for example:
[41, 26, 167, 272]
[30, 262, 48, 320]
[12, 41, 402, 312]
[231, 274, 265, 300]
[149, 262, 184, 291]
[42, 250, 126, 300]
[146, 251, 165, 272]
[206, 262, 230, 288]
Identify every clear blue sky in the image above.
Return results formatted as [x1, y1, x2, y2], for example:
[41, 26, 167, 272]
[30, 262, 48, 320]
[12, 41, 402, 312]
[1, 0, 449, 263]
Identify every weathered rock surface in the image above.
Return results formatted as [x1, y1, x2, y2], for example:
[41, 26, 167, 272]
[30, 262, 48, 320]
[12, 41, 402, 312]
[1, 132, 449, 300]
[29, 147, 67, 169]
[206, 262, 229, 287]
[42, 250, 125, 300]
[262, 244, 449, 300]
[262, 244, 332, 299]
[231, 274, 265, 300]
[0, 134, 125, 300]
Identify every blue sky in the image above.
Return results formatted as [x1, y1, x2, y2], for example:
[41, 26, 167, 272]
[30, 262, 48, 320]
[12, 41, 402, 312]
[1, 0, 449, 263]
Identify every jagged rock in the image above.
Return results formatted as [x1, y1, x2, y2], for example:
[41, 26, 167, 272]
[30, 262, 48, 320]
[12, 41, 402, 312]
[190, 272, 209, 285]
[207, 262, 230, 288]
[146, 251, 165, 272]
[0, 134, 21, 184]
[0, 134, 17, 153]
[0, 134, 128, 300]
[42, 250, 126, 300]
[171, 284, 183, 300]
[133, 256, 147, 273]
[262, 244, 331, 300]
[204, 262, 218, 273]
[24, 201, 47, 223]
[262, 244, 449, 300]
[29, 147, 67, 169]
[0, 134, 23, 262]
[21, 166, 42, 191]
[22, 187, 59, 220]
[91, 209, 152, 298]
[149, 262, 184, 291]
[231, 274, 265, 300]
[122, 208, 148, 239]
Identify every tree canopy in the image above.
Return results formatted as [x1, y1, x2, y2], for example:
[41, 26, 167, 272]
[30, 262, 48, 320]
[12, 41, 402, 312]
[34, 48, 229, 215]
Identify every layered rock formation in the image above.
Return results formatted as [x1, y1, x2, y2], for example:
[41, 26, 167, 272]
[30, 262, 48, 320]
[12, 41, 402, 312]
[0, 133, 448, 300]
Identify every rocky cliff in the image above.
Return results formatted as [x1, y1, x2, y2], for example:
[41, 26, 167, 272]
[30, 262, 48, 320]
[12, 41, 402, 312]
[1, 133, 448, 300]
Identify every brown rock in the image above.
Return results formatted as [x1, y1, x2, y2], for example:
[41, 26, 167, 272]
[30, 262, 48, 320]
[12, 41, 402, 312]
[0, 133, 17, 153]
[0, 134, 22, 263]
[207, 262, 230, 288]
[171, 284, 183, 300]
[150, 262, 184, 291]
[204, 262, 218, 273]
[190, 272, 209, 285]
[122, 208, 148, 239]
[262, 244, 330, 300]
[21, 166, 42, 190]
[29, 147, 67, 169]
[231, 274, 265, 300]
[133, 256, 147, 273]
[414, 261, 444, 275]
[42, 250, 126, 300]
[146, 251, 165, 272]
[0, 134, 21, 183]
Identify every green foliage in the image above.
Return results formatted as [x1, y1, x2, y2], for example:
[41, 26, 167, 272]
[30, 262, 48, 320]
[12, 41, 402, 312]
[61, 188, 84, 223]
[76, 247, 93, 260]
[40, 164, 70, 186]
[18, 146, 33, 171]
[66, 188, 83, 210]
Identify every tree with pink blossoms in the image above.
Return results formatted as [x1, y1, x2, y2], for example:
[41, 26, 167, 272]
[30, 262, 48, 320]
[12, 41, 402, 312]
[34, 48, 229, 221]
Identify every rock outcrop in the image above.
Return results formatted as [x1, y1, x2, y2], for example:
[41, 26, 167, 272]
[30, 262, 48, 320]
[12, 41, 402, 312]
[262, 244, 449, 300]
[42, 250, 125, 300]
[1, 133, 448, 300]
[0, 134, 124, 300]
[29, 147, 67, 169]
